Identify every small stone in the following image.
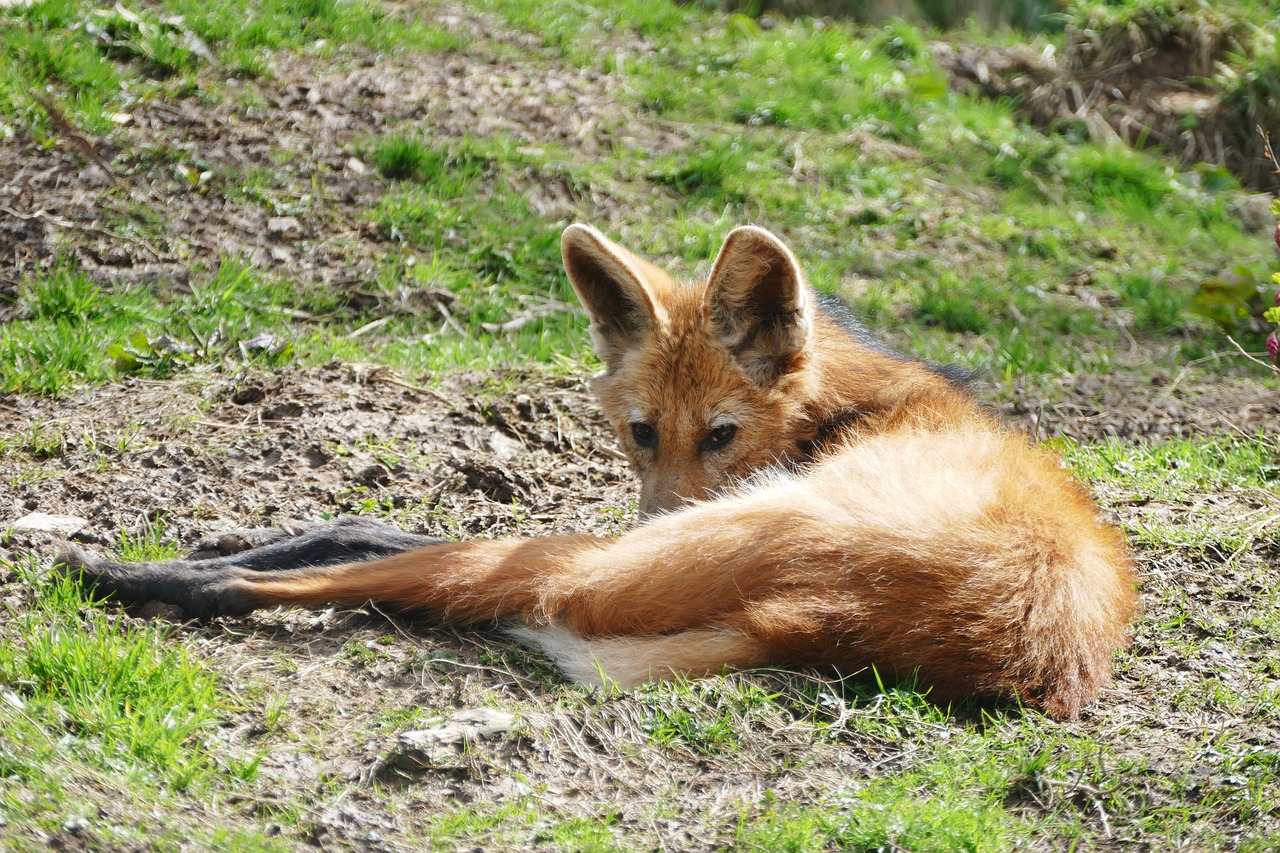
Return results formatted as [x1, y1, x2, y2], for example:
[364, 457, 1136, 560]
[487, 430, 523, 462]
[62, 815, 90, 835]
[354, 464, 390, 487]
[137, 601, 187, 620]
[2, 688, 25, 712]
[267, 216, 302, 239]
[393, 708, 517, 770]
[12, 513, 89, 536]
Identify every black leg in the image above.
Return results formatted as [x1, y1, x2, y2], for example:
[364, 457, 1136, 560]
[57, 516, 444, 616]
[180, 517, 442, 572]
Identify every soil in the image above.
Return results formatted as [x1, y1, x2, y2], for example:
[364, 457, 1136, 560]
[2, 360, 1279, 848]
[1005, 367, 1280, 442]
[2, 5, 1280, 849]
[0, 4, 687, 299]
[936, 23, 1280, 193]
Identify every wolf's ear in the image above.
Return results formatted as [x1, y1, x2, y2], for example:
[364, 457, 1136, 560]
[562, 224, 664, 368]
[704, 226, 813, 385]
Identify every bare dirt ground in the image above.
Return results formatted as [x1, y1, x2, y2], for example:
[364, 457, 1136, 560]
[2, 362, 1279, 849]
[3, 6, 1280, 849]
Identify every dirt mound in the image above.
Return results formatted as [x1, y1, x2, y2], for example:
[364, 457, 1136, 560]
[938, 8, 1279, 192]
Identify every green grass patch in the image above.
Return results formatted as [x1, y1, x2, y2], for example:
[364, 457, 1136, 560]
[113, 516, 184, 562]
[1, 249, 585, 396]
[362, 133, 591, 370]
[1061, 434, 1280, 499]
[0, 261, 319, 395]
[0, 0, 459, 131]
[637, 678, 776, 756]
[4, 0, 1275, 393]
[476, 0, 1267, 378]
[407, 799, 629, 851]
[0, 575, 223, 787]
[0, 560, 280, 847]
[1061, 434, 1280, 558]
[739, 787, 1016, 853]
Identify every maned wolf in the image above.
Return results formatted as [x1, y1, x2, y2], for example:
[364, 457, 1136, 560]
[64, 224, 1137, 719]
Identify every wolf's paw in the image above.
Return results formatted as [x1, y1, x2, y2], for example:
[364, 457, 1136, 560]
[185, 521, 312, 560]
[50, 547, 250, 618]
[54, 544, 105, 580]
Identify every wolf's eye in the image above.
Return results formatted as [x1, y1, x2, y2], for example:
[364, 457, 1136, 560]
[631, 422, 657, 449]
[702, 424, 737, 452]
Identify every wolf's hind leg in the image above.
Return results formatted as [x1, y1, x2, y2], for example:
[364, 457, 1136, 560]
[182, 517, 440, 571]
[58, 516, 444, 616]
[184, 520, 317, 560]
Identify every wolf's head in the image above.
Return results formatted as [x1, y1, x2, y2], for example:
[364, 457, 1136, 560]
[562, 224, 818, 518]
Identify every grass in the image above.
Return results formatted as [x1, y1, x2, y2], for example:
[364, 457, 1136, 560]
[2, 0, 1275, 393]
[0, 262, 314, 395]
[0, 560, 279, 849]
[636, 678, 777, 756]
[740, 784, 1018, 852]
[1, 0, 460, 131]
[1060, 434, 1280, 499]
[114, 515, 184, 562]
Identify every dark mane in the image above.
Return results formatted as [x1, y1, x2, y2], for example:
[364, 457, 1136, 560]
[814, 292, 979, 391]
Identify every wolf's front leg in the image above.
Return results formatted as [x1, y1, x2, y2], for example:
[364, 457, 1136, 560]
[59, 516, 443, 617]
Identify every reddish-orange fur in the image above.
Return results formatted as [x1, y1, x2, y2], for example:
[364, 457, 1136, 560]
[219, 225, 1137, 719]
